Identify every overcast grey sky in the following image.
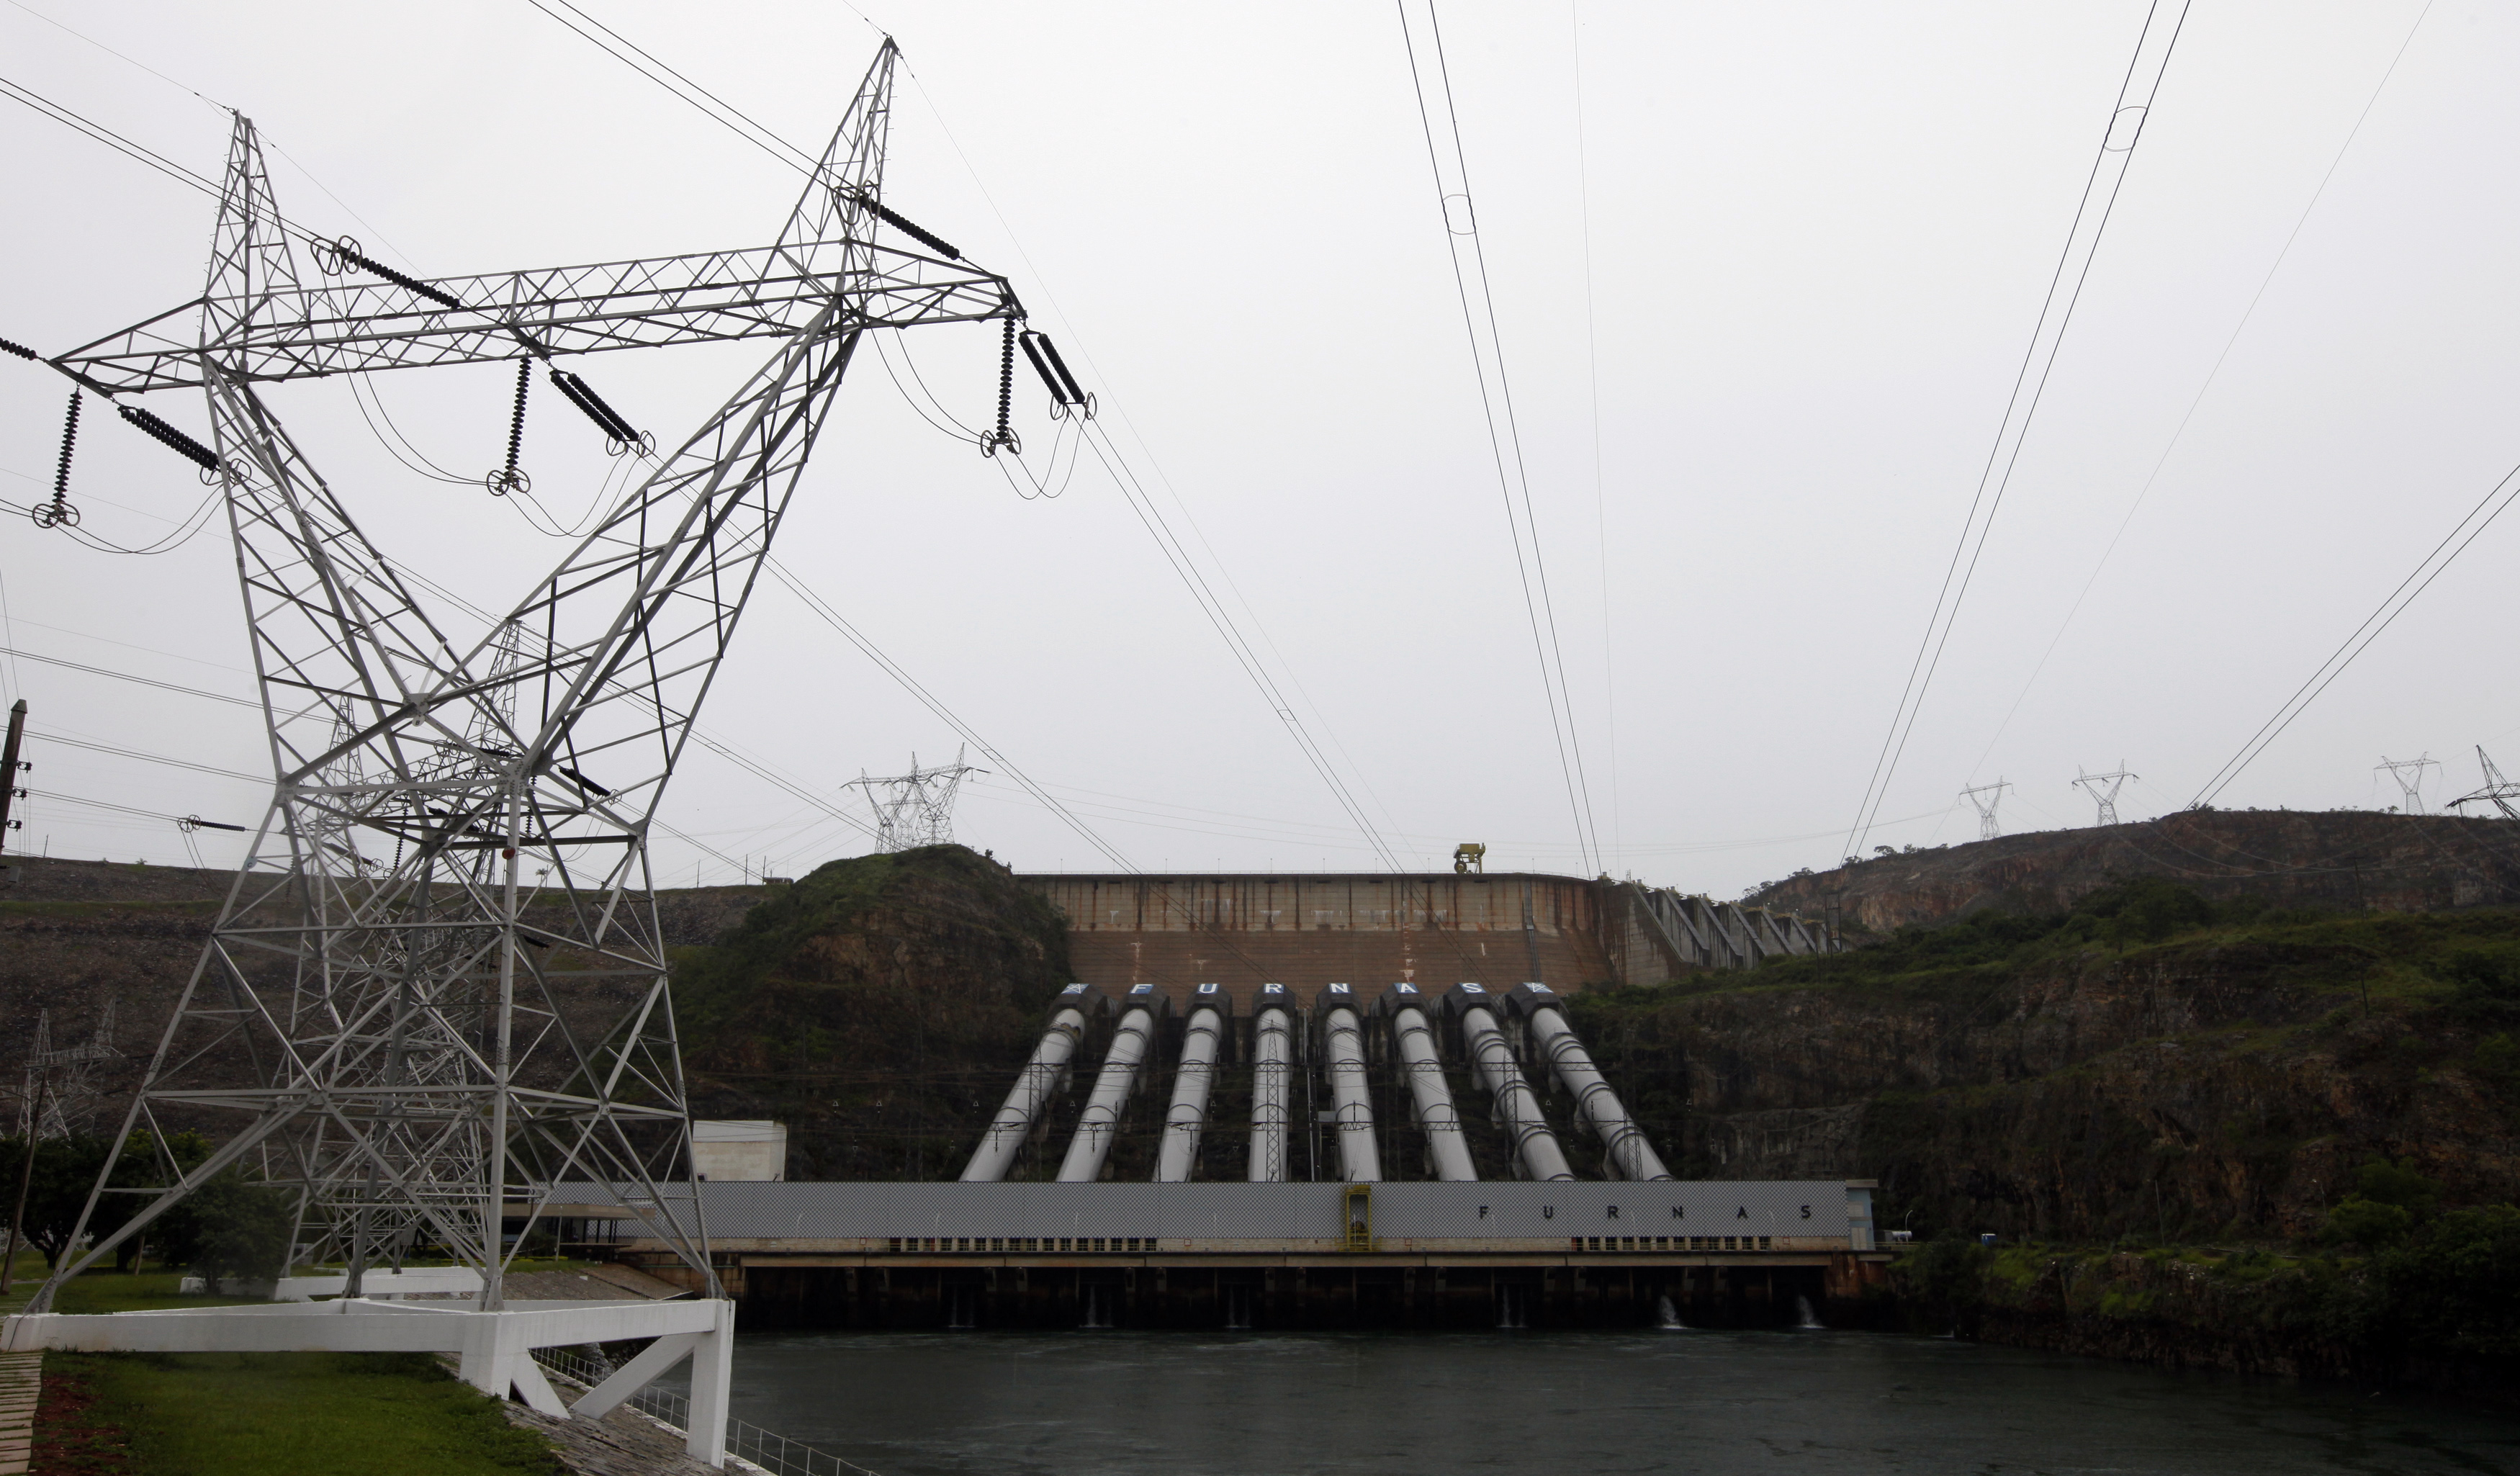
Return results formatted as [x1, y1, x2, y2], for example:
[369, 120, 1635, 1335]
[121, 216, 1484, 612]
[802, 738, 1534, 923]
[1, 0, 2502, 896]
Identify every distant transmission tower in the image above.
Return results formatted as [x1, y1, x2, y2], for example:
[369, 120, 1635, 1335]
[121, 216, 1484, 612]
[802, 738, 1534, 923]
[2376, 753, 2440, 815]
[1960, 779, 2011, 842]
[17, 1002, 118, 1140]
[847, 747, 986, 851]
[2072, 763, 2136, 827]
[2448, 746, 2520, 820]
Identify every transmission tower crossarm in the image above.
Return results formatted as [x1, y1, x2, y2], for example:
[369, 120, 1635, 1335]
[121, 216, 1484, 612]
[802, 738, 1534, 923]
[52, 240, 1016, 395]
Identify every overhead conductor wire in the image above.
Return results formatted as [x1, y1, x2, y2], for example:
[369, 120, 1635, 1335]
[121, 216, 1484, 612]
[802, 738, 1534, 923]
[1843, 0, 2192, 860]
[1959, 0, 2433, 785]
[522, 0, 1408, 873]
[901, 63, 1420, 865]
[2190, 458, 2520, 808]
[1568, 0, 1621, 876]
[1397, 0, 1602, 876]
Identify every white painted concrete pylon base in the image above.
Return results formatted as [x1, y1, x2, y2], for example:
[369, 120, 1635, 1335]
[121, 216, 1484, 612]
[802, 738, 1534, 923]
[2, 1297, 734, 1465]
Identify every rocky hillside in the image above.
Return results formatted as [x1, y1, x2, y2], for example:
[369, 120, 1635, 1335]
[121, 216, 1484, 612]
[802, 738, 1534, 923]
[0, 855, 775, 1138]
[670, 845, 1074, 1181]
[1571, 878, 2520, 1242]
[1747, 809, 2520, 940]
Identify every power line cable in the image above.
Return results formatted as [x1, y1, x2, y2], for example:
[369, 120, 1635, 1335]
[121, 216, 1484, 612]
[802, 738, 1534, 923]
[0, 0, 422, 268]
[762, 556, 1135, 870]
[1960, 0, 2434, 786]
[30, 729, 261, 783]
[1567, 0, 1621, 877]
[2190, 458, 2520, 808]
[517, 6, 1403, 874]
[1844, 0, 2191, 859]
[886, 64, 1418, 863]
[1075, 421, 1405, 870]
[0, 646, 256, 708]
[1396, 0, 1601, 876]
[518, 0, 819, 181]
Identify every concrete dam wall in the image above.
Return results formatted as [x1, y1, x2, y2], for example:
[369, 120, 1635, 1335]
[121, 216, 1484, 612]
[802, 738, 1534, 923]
[1021, 872, 1838, 1006]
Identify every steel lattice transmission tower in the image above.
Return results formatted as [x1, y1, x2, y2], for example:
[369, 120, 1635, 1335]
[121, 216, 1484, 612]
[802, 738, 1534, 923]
[1961, 779, 2011, 842]
[27, 44, 1021, 1313]
[2376, 754, 2440, 816]
[17, 1003, 120, 1140]
[847, 747, 985, 851]
[2449, 746, 2520, 820]
[2072, 763, 2136, 827]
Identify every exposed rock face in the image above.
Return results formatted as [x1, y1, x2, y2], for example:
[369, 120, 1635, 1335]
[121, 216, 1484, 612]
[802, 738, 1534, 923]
[0, 854, 799, 1140]
[672, 845, 1074, 1182]
[1747, 811, 2520, 939]
[1568, 914, 2520, 1241]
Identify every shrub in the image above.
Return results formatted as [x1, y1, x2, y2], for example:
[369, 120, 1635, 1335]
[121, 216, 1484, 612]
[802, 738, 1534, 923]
[2474, 1033, 2520, 1091]
[2354, 1158, 2443, 1218]
[2073, 877, 2217, 948]
[174, 1173, 297, 1292]
[2321, 1196, 2415, 1250]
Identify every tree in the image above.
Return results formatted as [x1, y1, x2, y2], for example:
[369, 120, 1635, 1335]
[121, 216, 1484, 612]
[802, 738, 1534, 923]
[0, 1131, 218, 1273]
[171, 1171, 296, 1292]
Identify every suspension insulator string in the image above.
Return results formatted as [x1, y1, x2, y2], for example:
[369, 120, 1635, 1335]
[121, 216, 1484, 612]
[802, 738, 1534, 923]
[547, 368, 647, 456]
[1017, 329, 1093, 420]
[982, 318, 1020, 458]
[117, 405, 224, 474]
[36, 390, 81, 530]
[487, 359, 531, 496]
[331, 236, 466, 312]
[848, 192, 963, 261]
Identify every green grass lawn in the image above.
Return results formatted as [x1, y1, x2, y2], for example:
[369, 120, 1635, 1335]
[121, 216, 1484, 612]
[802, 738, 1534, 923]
[42, 1350, 559, 1476]
[48, 1269, 264, 1315]
[23, 1266, 564, 1475]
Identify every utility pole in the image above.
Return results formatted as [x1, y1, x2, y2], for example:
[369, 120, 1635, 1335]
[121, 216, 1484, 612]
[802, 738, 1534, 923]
[2376, 754, 2440, 815]
[0, 698, 27, 860]
[1961, 779, 2011, 842]
[2072, 762, 2136, 827]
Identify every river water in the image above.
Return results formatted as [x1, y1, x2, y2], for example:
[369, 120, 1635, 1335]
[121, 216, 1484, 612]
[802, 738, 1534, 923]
[719, 1327, 2520, 1475]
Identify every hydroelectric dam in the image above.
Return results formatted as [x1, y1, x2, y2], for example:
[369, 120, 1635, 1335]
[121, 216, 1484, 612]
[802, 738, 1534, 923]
[560, 876, 1878, 1331]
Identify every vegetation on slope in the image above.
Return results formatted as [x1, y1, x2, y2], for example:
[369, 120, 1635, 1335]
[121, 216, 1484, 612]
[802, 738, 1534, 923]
[672, 845, 1072, 1180]
[1570, 878, 2520, 1242]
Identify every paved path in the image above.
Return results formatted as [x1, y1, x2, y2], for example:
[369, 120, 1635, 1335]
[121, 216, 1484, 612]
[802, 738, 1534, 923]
[0, 1349, 37, 1476]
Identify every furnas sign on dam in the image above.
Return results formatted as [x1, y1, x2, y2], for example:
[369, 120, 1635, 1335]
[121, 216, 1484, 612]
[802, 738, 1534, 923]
[555, 876, 1873, 1332]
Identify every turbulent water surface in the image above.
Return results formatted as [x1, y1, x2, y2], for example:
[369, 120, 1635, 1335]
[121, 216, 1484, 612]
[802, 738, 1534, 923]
[717, 1327, 2520, 1475]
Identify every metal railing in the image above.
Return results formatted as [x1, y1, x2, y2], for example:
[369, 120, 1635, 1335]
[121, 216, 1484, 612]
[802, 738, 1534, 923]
[533, 1344, 885, 1476]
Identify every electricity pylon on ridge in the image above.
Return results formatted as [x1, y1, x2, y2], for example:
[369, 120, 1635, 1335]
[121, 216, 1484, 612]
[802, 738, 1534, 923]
[2448, 746, 2520, 820]
[846, 747, 985, 852]
[2073, 763, 2136, 827]
[2377, 753, 2440, 816]
[17, 1002, 119, 1140]
[23, 42, 1022, 1315]
[1961, 779, 2011, 842]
